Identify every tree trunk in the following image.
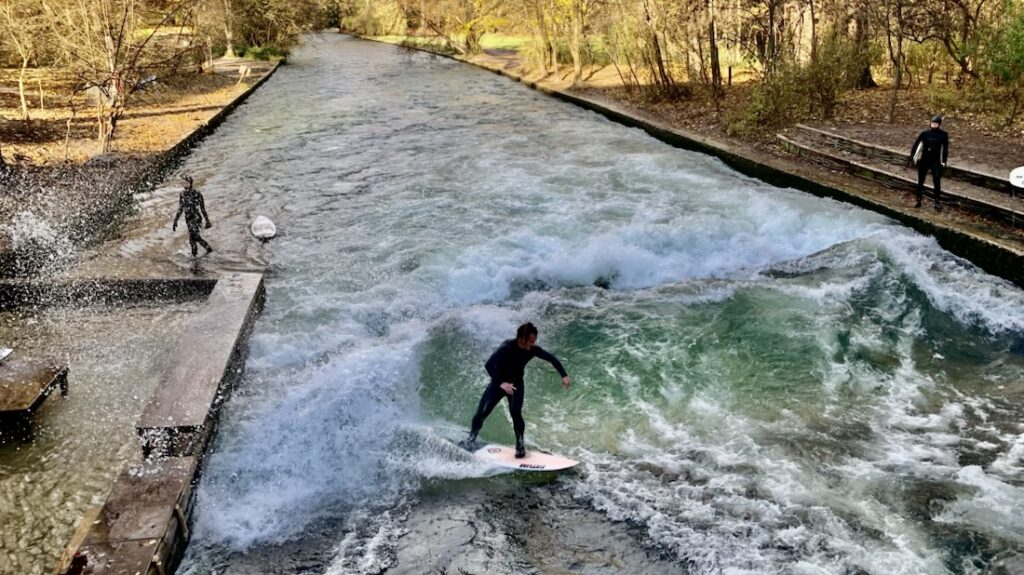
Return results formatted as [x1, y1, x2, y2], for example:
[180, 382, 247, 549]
[853, 5, 876, 88]
[708, 0, 722, 95]
[223, 0, 236, 58]
[533, 0, 552, 72]
[808, 0, 817, 62]
[18, 54, 30, 121]
[465, 25, 482, 53]
[886, 0, 903, 123]
[644, 0, 673, 93]
[97, 102, 108, 151]
[1005, 87, 1021, 128]
[548, 7, 559, 75]
[570, 0, 583, 85]
[768, 0, 777, 76]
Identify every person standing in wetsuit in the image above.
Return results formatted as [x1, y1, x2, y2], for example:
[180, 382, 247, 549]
[172, 175, 213, 256]
[910, 115, 949, 210]
[465, 322, 570, 458]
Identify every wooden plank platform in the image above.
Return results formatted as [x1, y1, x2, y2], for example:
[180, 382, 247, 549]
[0, 357, 68, 415]
[137, 272, 265, 457]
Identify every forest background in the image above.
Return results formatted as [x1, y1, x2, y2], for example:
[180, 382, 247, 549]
[1, 0, 1022, 164]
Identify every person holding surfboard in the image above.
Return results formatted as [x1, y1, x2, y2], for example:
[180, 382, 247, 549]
[464, 322, 570, 458]
[172, 175, 214, 256]
[909, 115, 949, 210]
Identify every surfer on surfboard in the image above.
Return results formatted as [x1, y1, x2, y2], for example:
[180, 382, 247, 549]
[463, 322, 570, 458]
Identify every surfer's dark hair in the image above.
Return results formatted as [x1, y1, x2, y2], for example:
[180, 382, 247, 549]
[516, 322, 538, 341]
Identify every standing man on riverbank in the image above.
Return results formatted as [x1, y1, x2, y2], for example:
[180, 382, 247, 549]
[172, 176, 213, 257]
[463, 322, 570, 458]
[910, 115, 949, 210]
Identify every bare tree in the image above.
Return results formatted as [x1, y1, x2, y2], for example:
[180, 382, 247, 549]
[882, 0, 907, 122]
[42, 0, 200, 151]
[0, 0, 47, 121]
[409, 0, 505, 54]
[222, 0, 237, 57]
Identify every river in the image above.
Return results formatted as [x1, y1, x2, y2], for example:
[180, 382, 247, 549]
[81, 34, 1024, 574]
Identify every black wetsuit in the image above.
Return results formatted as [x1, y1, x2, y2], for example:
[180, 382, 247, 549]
[173, 187, 212, 256]
[469, 339, 568, 441]
[910, 127, 949, 207]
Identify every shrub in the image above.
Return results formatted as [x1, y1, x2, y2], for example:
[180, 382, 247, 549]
[727, 64, 805, 136]
[244, 45, 289, 60]
[801, 35, 856, 118]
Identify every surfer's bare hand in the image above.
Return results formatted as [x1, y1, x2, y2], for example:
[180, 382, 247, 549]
[500, 382, 516, 395]
[562, 376, 571, 389]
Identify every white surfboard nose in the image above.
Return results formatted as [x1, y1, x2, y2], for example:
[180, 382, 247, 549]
[251, 215, 277, 240]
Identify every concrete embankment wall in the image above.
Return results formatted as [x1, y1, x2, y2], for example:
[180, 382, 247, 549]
[358, 35, 1024, 288]
[48, 274, 265, 575]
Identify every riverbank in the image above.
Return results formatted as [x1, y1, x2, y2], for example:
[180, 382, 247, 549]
[365, 35, 1024, 288]
[0, 58, 279, 276]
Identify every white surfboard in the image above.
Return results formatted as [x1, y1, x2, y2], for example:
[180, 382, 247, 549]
[0, 347, 12, 363]
[250, 215, 277, 241]
[473, 443, 579, 472]
[1010, 166, 1024, 189]
[912, 142, 924, 165]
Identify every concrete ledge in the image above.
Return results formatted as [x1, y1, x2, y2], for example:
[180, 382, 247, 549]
[59, 457, 198, 575]
[56, 272, 266, 575]
[0, 278, 217, 311]
[137, 272, 265, 457]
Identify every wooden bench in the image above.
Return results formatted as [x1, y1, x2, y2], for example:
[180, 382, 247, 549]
[0, 357, 69, 419]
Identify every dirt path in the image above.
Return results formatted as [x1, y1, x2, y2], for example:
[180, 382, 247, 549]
[0, 58, 275, 165]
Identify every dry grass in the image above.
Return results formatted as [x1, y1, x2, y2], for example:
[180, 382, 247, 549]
[0, 64, 263, 165]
